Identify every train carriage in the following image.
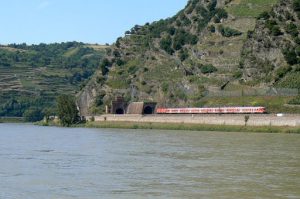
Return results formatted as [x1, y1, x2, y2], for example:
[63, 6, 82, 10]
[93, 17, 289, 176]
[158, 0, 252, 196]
[156, 107, 266, 114]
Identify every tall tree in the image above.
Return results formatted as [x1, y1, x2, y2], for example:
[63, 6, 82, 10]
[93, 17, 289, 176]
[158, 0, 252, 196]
[56, 95, 80, 126]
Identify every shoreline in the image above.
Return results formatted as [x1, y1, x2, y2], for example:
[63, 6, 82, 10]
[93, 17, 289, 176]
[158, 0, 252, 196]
[31, 120, 300, 134]
[85, 121, 300, 134]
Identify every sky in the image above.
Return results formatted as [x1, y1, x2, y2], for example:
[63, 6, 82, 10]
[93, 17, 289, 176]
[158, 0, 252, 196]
[0, 0, 188, 45]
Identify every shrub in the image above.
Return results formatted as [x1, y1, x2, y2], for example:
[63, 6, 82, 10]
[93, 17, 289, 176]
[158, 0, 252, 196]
[286, 23, 298, 37]
[288, 95, 300, 104]
[293, 0, 300, 12]
[265, 20, 277, 30]
[257, 11, 270, 20]
[219, 26, 242, 37]
[179, 48, 189, 61]
[276, 66, 292, 79]
[214, 8, 228, 23]
[201, 64, 218, 74]
[23, 108, 44, 122]
[160, 35, 174, 55]
[283, 49, 298, 65]
[208, 25, 216, 33]
[173, 29, 198, 50]
[271, 26, 283, 36]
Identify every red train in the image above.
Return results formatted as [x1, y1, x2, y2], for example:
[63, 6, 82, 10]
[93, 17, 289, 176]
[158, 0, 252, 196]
[156, 107, 266, 114]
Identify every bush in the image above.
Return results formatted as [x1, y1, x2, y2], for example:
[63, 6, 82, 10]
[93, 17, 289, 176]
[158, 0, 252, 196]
[288, 95, 300, 105]
[283, 49, 298, 65]
[179, 48, 189, 61]
[23, 108, 44, 122]
[293, 0, 300, 12]
[201, 64, 218, 74]
[257, 11, 270, 20]
[173, 29, 198, 50]
[219, 26, 242, 37]
[265, 20, 277, 30]
[160, 35, 174, 55]
[286, 23, 298, 37]
[271, 26, 283, 36]
[214, 8, 228, 23]
[208, 25, 216, 33]
[276, 66, 292, 79]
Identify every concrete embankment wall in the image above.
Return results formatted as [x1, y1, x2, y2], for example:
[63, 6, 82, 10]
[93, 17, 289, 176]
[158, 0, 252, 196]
[89, 114, 300, 127]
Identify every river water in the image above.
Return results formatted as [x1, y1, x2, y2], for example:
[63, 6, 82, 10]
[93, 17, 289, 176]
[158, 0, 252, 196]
[0, 123, 299, 199]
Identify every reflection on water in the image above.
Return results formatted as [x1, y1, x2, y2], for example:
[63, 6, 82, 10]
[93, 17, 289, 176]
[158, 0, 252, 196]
[0, 123, 299, 199]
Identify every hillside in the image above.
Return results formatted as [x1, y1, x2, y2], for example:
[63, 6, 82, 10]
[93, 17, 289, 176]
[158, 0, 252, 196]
[0, 42, 106, 117]
[78, 0, 300, 115]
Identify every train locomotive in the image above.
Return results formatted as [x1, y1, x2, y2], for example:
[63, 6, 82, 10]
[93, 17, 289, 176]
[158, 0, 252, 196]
[156, 107, 266, 114]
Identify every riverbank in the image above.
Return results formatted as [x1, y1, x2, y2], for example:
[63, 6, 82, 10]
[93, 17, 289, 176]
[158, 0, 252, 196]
[35, 120, 300, 134]
[0, 117, 24, 123]
[85, 121, 300, 134]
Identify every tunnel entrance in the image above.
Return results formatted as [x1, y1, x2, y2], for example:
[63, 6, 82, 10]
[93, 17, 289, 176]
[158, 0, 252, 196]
[143, 106, 153, 114]
[115, 108, 124, 114]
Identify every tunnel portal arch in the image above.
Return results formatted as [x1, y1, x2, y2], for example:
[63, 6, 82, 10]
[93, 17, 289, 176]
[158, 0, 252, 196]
[143, 106, 153, 114]
[115, 108, 124, 114]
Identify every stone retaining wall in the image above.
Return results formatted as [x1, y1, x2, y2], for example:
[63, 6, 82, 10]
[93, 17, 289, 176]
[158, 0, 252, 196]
[88, 114, 300, 127]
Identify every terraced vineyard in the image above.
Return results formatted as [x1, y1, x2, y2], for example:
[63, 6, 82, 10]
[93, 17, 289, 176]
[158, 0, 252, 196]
[0, 42, 106, 116]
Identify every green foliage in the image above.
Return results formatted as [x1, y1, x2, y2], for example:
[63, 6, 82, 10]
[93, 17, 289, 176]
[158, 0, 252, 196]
[208, 25, 216, 33]
[0, 42, 105, 117]
[293, 0, 300, 12]
[288, 95, 300, 104]
[219, 26, 242, 37]
[167, 26, 176, 35]
[200, 64, 218, 74]
[214, 8, 228, 23]
[56, 95, 80, 127]
[148, 19, 169, 38]
[285, 23, 298, 37]
[100, 58, 112, 75]
[160, 35, 174, 55]
[283, 49, 299, 65]
[257, 11, 270, 20]
[226, 0, 279, 17]
[179, 48, 189, 61]
[277, 72, 300, 89]
[276, 66, 292, 79]
[233, 70, 243, 79]
[265, 20, 283, 36]
[161, 82, 169, 93]
[23, 108, 44, 122]
[173, 29, 198, 50]
[271, 26, 283, 36]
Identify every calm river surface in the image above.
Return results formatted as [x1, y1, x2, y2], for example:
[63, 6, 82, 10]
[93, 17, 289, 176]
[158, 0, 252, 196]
[0, 123, 300, 199]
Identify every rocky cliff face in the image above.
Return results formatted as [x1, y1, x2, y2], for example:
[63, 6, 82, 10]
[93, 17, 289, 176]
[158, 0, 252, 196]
[78, 0, 300, 115]
[241, 0, 300, 86]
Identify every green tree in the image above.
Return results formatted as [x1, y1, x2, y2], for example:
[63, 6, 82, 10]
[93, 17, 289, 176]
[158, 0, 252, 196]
[56, 95, 80, 126]
[23, 108, 44, 122]
[201, 64, 218, 74]
[160, 35, 174, 54]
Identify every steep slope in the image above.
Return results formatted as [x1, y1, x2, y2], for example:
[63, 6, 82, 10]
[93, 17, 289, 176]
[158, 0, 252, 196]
[78, 0, 298, 115]
[241, 0, 300, 89]
[0, 42, 106, 116]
